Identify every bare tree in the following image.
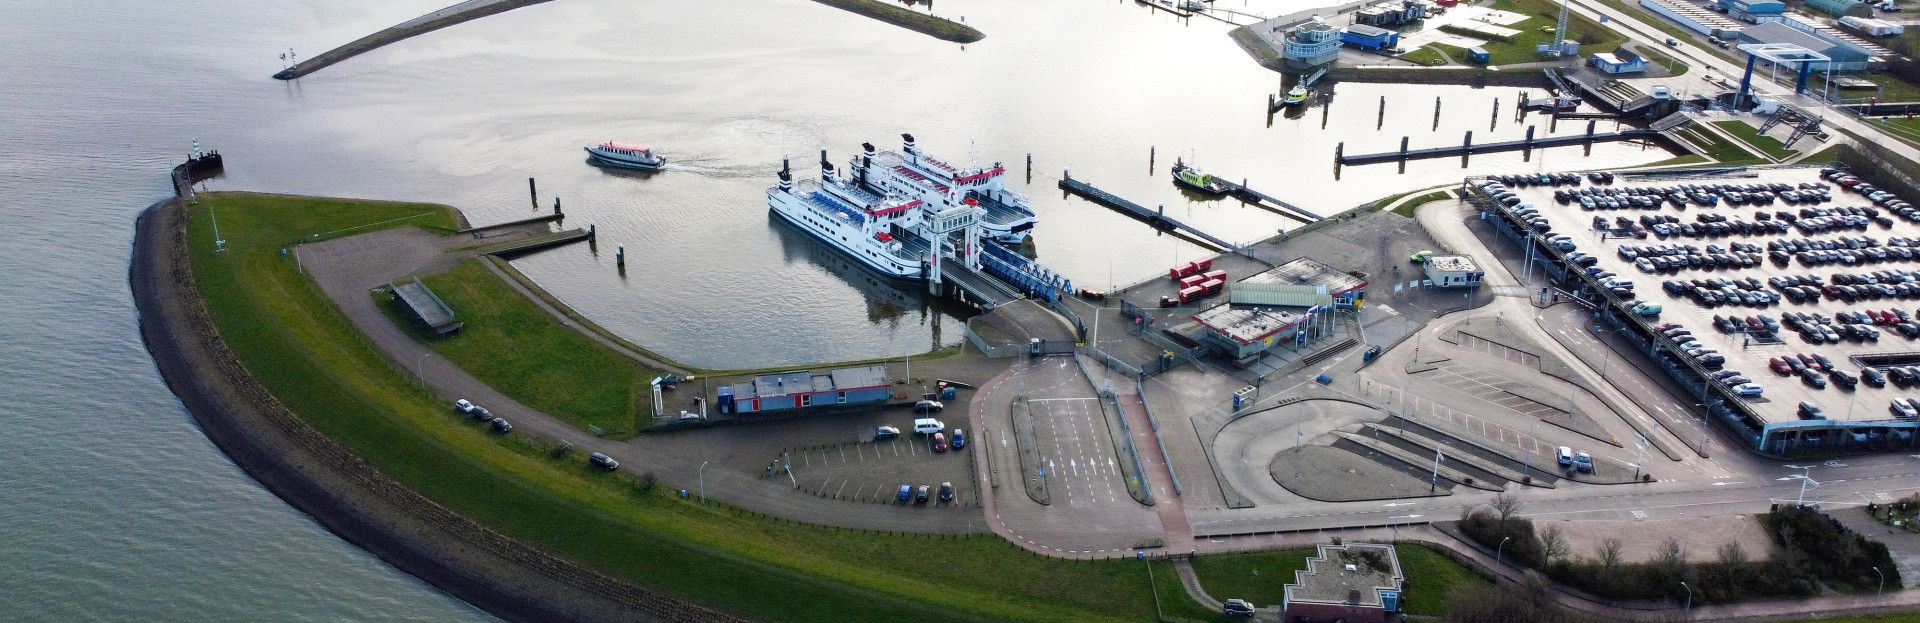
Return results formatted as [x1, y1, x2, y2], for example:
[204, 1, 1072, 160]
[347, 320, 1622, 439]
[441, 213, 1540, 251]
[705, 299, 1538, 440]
[1714, 542, 1748, 569]
[1492, 492, 1525, 526]
[1597, 538, 1624, 572]
[1541, 525, 1569, 564]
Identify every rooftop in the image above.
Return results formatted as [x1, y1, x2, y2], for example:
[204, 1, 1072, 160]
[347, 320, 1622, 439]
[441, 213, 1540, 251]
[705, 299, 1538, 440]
[1242, 257, 1369, 295]
[1427, 255, 1479, 272]
[1193, 304, 1300, 344]
[1285, 542, 1404, 608]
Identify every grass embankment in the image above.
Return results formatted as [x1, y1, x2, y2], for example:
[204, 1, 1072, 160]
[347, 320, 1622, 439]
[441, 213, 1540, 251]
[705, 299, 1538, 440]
[186, 192, 1201, 622]
[405, 259, 654, 437]
[1392, 190, 1455, 218]
[1671, 123, 1767, 165]
[1432, 0, 1627, 66]
[1711, 120, 1799, 160]
[810, 0, 984, 43]
[1402, 45, 1451, 67]
[1633, 45, 1688, 77]
[1188, 544, 1484, 616]
[1862, 116, 1920, 149]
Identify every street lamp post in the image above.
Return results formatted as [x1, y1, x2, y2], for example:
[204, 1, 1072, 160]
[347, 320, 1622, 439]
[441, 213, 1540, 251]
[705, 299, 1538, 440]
[699, 461, 709, 502]
[416, 352, 431, 378]
[1497, 536, 1511, 564]
[1874, 566, 1886, 597]
[1681, 581, 1693, 612]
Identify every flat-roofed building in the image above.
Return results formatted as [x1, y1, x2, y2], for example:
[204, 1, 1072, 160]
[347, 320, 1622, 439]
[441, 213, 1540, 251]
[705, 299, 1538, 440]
[1423, 255, 1484, 288]
[1282, 542, 1405, 623]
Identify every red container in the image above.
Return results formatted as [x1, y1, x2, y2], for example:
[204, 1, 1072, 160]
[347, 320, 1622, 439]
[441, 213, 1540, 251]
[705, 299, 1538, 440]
[1195, 258, 1213, 272]
[1203, 269, 1227, 282]
[1178, 286, 1204, 302]
[1169, 268, 1184, 280]
[1179, 274, 1207, 289]
[1201, 278, 1225, 294]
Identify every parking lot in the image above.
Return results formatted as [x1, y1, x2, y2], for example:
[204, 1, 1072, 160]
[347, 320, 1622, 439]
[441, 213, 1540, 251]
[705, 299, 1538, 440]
[1481, 167, 1920, 434]
[785, 435, 979, 507]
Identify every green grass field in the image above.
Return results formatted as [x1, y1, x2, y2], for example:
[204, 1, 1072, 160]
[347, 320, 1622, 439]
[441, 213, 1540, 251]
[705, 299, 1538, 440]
[413, 259, 652, 437]
[184, 192, 1210, 623]
[1394, 543, 1489, 615]
[1431, 0, 1626, 66]
[1401, 45, 1451, 67]
[1711, 120, 1798, 160]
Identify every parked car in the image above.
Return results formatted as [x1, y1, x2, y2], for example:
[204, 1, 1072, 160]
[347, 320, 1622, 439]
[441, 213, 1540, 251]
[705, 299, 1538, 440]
[1224, 599, 1257, 619]
[931, 432, 949, 453]
[915, 399, 945, 413]
[913, 418, 946, 435]
[589, 452, 620, 471]
[915, 484, 931, 504]
[489, 417, 513, 433]
[1893, 398, 1918, 419]
[874, 425, 901, 441]
[1864, 367, 1888, 387]
[454, 398, 476, 414]
[1732, 383, 1765, 397]
[938, 481, 955, 503]
[897, 484, 913, 504]
[950, 428, 967, 450]
[1798, 402, 1826, 420]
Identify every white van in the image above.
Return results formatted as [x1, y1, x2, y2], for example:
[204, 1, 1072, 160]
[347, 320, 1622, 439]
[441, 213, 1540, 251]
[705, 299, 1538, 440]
[913, 418, 946, 435]
[1556, 446, 1575, 467]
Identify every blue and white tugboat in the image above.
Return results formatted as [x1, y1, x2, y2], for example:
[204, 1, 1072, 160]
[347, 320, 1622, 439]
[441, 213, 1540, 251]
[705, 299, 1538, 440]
[584, 141, 666, 171]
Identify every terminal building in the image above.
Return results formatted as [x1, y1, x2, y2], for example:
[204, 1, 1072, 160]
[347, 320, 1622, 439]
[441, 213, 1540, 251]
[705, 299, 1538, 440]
[1590, 47, 1651, 74]
[1281, 542, 1405, 623]
[1353, 0, 1427, 28]
[718, 365, 893, 415]
[1341, 24, 1401, 51]
[1189, 257, 1369, 364]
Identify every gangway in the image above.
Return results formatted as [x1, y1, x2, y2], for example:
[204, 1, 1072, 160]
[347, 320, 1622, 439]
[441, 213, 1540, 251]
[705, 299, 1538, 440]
[942, 262, 1020, 310]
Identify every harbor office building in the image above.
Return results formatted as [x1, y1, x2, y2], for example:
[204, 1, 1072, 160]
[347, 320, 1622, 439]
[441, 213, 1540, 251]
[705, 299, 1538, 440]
[718, 365, 892, 415]
[1422, 255, 1484, 288]
[1191, 258, 1369, 364]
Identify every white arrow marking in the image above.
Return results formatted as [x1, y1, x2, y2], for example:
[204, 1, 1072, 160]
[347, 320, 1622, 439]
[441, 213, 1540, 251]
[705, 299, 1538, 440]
[1388, 514, 1424, 520]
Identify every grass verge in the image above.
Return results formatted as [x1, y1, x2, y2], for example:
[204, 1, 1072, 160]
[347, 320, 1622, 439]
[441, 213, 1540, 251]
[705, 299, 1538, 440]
[1449, 0, 1627, 67]
[1392, 190, 1456, 218]
[414, 258, 653, 437]
[1711, 120, 1797, 160]
[185, 192, 1203, 622]
[1672, 124, 1766, 165]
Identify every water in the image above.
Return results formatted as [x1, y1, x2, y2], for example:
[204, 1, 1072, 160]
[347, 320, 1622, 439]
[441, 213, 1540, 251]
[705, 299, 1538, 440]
[0, 0, 1671, 619]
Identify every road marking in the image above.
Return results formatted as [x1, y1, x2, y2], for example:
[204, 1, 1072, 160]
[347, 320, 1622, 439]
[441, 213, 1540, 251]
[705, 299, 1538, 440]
[1630, 510, 1648, 520]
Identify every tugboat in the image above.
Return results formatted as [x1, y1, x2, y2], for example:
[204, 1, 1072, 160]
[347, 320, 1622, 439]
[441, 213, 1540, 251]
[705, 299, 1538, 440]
[584, 141, 666, 171]
[1281, 85, 1309, 107]
[1171, 159, 1230, 196]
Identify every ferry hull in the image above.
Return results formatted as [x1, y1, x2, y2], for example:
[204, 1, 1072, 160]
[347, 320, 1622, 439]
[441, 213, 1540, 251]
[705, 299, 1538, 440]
[766, 195, 924, 281]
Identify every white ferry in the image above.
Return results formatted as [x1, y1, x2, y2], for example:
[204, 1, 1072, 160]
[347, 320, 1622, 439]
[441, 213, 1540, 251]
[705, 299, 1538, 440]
[766, 152, 929, 280]
[584, 141, 666, 170]
[851, 134, 1036, 244]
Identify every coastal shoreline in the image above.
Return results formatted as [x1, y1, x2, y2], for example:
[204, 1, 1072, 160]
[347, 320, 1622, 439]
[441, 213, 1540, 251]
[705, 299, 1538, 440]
[130, 197, 739, 623]
[275, 0, 556, 80]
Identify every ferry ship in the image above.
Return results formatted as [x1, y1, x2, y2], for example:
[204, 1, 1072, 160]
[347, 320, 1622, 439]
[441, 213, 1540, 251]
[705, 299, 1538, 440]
[584, 141, 666, 170]
[766, 152, 930, 280]
[850, 134, 1037, 244]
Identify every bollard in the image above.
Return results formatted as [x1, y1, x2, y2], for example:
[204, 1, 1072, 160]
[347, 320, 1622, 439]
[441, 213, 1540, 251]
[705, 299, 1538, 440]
[553, 196, 562, 215]
[1489, 98, 1499, 131]
[616, 244, 626, 271]
[528, 177, 538, 208]
[1376, 95, 1386, 129]
[1433, 96, 1442, 131]
[1400, 136, 1409, 158]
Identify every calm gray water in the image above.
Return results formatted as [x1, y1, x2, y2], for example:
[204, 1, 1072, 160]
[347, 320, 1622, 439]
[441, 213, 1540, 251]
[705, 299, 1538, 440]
[0, 0, 1669, 619]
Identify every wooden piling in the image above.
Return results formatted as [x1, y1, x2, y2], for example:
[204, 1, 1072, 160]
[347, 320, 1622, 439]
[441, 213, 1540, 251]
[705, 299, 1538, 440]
[1400, 136, 1409, 158]
[1433, 96, 1442, 131]
[616, 244, 626, 272]
[553, 197, 562, 215]
[1489, 98, 1499, 131]
[528, 177, 538, 208]
[1376, 96, 1386, 129]
[1463, 131, 1473, 154]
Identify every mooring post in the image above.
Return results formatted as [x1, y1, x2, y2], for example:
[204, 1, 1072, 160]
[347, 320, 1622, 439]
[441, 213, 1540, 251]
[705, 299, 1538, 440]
[1377, 96, 1386, 129]
[1269, 93, 1277, 114]
[1400, 136, 1409, 158]
[1026, 153, 1033, 177]
[528, 177, 538, 208]
[1463, 131, 1473, 154]
[1335, 142, 1344, 164]
[588, 223, 596, 239]
[1586, 119, 1597, 143]
[553, 197, 562, 215]
[1551, 111, 1560, 133]
[1490, 98, 1499, 131]
[1525, 126, 1536, 147]
[1150, 146, 1156, 169]
[1433, 96, 1442, 131]
[616, 244, 626, 271]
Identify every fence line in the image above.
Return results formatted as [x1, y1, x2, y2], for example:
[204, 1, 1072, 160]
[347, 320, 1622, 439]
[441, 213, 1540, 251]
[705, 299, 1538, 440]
[1136, 378, 1182, 495]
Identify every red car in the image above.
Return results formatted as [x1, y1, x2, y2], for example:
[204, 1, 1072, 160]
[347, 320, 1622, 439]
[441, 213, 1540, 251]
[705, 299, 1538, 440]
[1798, 353, 1823, 371]
[1770, 357, 1793, 375]
[931, 432, 948, 453]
